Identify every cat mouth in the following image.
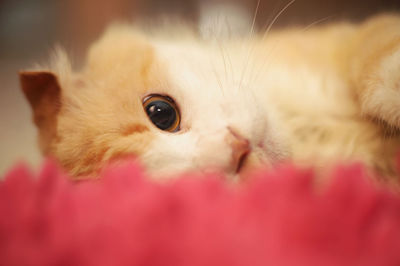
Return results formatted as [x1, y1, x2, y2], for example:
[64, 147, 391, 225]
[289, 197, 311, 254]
[235, 151, 249, 174]
[234, 150, 268, 180]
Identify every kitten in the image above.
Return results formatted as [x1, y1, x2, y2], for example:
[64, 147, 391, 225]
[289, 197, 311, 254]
[20, 14, 400, 182]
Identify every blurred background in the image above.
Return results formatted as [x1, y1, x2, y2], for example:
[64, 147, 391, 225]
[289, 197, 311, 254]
[0, 0, 399, 174]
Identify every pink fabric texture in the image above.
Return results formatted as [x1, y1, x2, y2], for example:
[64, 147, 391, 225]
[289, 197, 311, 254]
[1, 160, 400, 266]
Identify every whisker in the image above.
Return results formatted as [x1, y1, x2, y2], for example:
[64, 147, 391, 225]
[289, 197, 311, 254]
[217, 40, 229, 88]
[249, 0, 295, 87]
[246, 0, 262, 100]
[301, 15, 336, 32]
[211, 14, 226, 96]
[251, 12, 333, 86]
[213, 65, 225, 96]
[250, 0, 261, 37]
[237, 0, 261, 93]
[261, 0, 295, 42]
[224, 41, 235, 88]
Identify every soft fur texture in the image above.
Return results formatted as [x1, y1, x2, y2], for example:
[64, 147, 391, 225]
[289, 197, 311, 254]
[1, 160, 400, 266]
[20, 14, 400, 182]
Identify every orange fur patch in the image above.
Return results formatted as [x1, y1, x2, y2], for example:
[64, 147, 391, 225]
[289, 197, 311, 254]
[121, 124, 149, 136]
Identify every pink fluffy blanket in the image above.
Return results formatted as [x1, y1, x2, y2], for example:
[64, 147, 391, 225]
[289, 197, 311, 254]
[1, 160, 400, 266]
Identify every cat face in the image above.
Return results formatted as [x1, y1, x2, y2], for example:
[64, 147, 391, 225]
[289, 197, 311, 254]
[20, 26, 288, 179]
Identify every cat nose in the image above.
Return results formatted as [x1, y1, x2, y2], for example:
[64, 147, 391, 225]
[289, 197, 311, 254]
[226, 127, 251, 173]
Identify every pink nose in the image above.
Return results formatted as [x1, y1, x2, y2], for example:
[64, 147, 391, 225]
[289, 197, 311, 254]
[226, 127, 251, 173]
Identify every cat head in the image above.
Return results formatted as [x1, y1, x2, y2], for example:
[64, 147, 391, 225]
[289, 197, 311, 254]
[20, 25, 289, 180]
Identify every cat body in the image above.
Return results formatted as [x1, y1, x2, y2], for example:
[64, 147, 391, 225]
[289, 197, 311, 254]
[20, 14, 400, 182]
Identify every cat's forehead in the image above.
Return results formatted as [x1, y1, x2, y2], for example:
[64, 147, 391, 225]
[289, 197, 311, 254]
[154, 41, 220, 83]
[151, 40, 250, 99]
[154, 40, 241, 82]
[148, 40, 263, 132]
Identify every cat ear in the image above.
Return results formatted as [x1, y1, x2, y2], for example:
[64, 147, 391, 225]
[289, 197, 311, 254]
[19, 71, 61, 154]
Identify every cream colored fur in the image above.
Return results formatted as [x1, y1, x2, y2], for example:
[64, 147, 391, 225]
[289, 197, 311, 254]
[22, 14, 400, 183]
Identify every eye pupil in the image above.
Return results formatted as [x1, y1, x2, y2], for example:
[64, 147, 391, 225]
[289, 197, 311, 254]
[143, 96, 180, 132]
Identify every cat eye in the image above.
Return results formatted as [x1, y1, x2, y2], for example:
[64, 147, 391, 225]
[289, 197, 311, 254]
[143, 94, 180, 132]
